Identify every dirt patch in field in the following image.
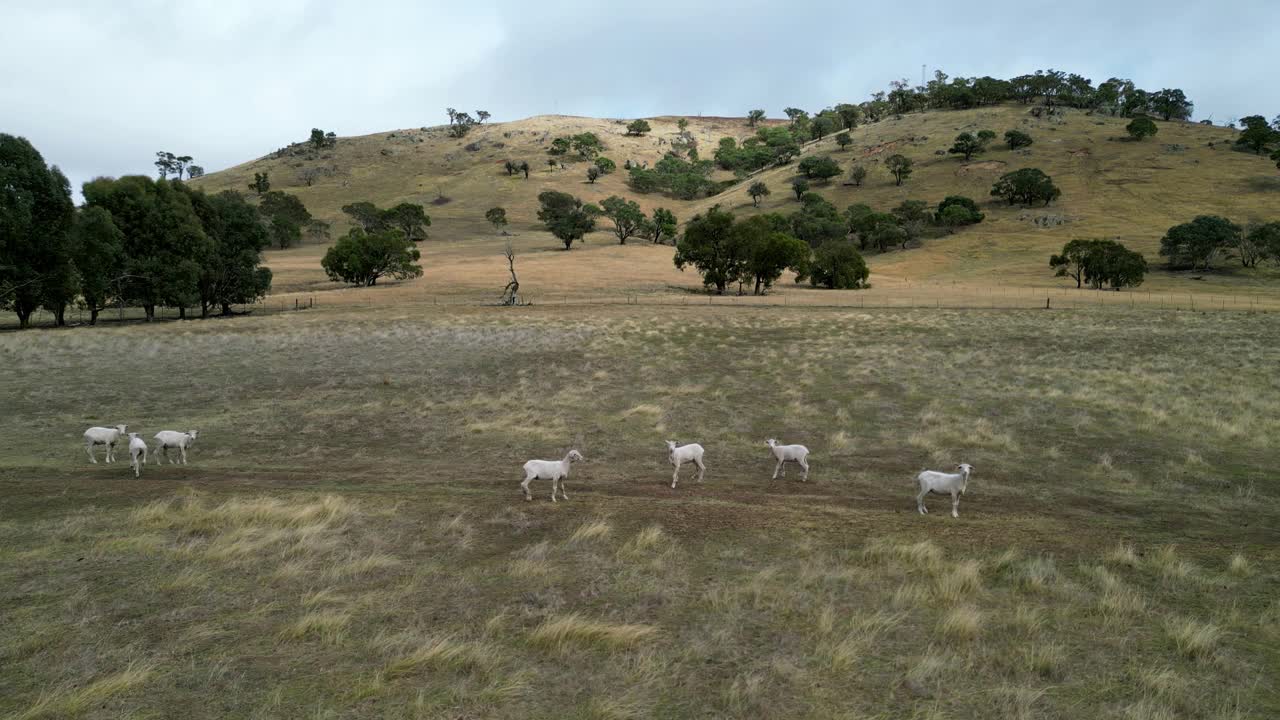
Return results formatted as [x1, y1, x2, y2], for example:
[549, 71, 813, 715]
[955, 160, 1007, 175]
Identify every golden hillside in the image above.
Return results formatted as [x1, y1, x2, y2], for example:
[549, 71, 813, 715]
[193, 107, 1280, 296]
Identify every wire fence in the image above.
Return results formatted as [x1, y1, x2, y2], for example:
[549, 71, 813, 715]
[6, 285, 1279, 330]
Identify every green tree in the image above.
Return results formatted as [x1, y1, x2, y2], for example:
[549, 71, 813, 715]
[646, 208, 677, 244]
[1126, 117, 1158, 140]
[1235, 116, 1277, 155]
[748, 181, 770, 207]
[600, 196, 645, 244]
[835, 132, 852, 151]
[948, 132, 985, 161]
[869, 223, 907, 253]
[1051, 239, 1147, 289]
[248, 172, 270, 194]
[803, 240, 868, 289]
[269, 214, 301, 251]
[82, 175, 211, 321]
[935, 196, 984, 229]
[476, 110, 490, 123]
[1246, 222, 1280, 265]
[747, 109, 766, 127]
[990, 168, 1060, 206]
[849, 165, 868, 186]
[1004, 129, 1033, 149]
[309, 128, 327, 149]
[382, 203, 430, 241]
[485, 207, 508, 234]
[187, 165, 205, 179]
[977, 130, 997, 144]
[626, 120, 651, 136]
[736, 216, 809, 294]
[791, 178, 809, 200]
[885, 154, 913, 185]
[1159, 215, 1240, 270]
[810, 116, 836, 141]
[790, 193, 847, 249]
[673, 205, 749, 294]
[1149, 89, 1193, 121]
[549, 137, 571, 155]
[834, 103, 861, 129]
[155, 151, 176, 179]
[784, 107, 809, 128]
[537, 191, 597, 250]
[260, 192, 313, 249]
[586, 166, 600, 184]
[571, 132, 603, 158]
[892, 200, 930, 246]
[321, 228, 422, 286]
[69, 206, 124, 325]
[341, 201, 383, 232]
[0, 135, 76, 328]
[196, 190, 273, 316]
[1049, 238, 1095, 288]
[798, 155, 841, 181]
[595, 157, 617, 174]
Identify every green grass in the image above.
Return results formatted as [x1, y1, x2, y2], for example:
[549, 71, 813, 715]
[1, 304, 1278, 718]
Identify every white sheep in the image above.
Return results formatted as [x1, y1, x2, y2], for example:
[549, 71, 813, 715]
[84, 425, 128, 464]
[152, 430, 199, 465]
[765, 439, 810, 481]
[128, 433, 148, 478]
[520, 450, 584, 502]
[665, 441, 705, 489]
[915, 463, 974, 518]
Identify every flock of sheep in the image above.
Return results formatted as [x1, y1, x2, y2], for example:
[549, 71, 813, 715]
[82, 425, 198, 478]
[84, 426, 975, 518]
[522, 440, 977, 518]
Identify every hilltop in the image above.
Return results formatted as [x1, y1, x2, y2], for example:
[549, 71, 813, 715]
[193, 107, 1280, 296]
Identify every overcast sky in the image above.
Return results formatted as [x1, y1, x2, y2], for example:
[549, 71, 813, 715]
[5, 0, 1278, 200]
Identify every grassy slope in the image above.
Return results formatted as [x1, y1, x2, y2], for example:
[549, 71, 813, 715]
[193, 107, 1280, 297]
[2, 305, 1278, 718]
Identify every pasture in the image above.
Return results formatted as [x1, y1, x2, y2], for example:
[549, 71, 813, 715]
[2, 303, 1278, 719]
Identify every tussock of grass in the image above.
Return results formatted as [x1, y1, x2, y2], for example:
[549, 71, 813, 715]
[939, 605, 982, 641]
[1122, 699, 1177, 720]
[1022, 642, 1065, 679]
[620, 525, 666, 555]
[1018, 556, 1058, 593]
[864, 538, 942, 572]
[279, 609, 351, 643]
[1106, 542, 1141, 569]
[1227, 553, 1251, 576]
[996, 684, 1046, 720]
[1166, 617, 1221, 659]
[528, 613, 657, 650]
[1136, 667, 1185, 697]
[329, 551, 401, 578]
[14, 662, 154, 720]
[382, 636, 496, 679]
[936, 559, 983, 604]
[1012, 604, 1044, 635]
[162, 567, 210, 591]
[567, 519, 612, 544]
[892, 582, 932, 609]
[1151, 546, 1196, 581]
[509, 540, 552, 577]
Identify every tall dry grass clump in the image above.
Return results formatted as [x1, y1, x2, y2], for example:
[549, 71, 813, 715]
[528, 613, 657, 651]
[13, 663, 154, 720]
[1165, 617, 1221, 659]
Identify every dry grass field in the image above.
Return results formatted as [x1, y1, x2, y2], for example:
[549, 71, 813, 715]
[2, 303, 1278, 718]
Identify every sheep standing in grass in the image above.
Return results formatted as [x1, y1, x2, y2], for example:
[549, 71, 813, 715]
[766, 439, 810, 481]
[521, 450, 584, 502]
[84, 425, 128, 464]
[916, 463, 974, 518]
[128, 433, 148, 478]
[666, 441, 705, 489]
[152, 430, 199, 465]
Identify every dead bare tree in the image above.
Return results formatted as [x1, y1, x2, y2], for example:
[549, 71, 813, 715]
[500, 241, 527, 306]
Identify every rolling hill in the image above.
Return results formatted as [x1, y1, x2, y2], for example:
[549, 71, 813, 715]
[192, 107, 1280, 296]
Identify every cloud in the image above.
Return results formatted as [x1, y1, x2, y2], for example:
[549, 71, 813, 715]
[3, 0, 1277, 199]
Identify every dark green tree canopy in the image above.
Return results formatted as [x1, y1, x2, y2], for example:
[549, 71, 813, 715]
[485, 207, 508, 232]
[798, 155, 842, 181]
[0, 133, 76, 328]
[626, 120, 651, 136]
[804, 240, 868, 289]
[1235, 115, 1278, 155]
[1050, 238, 1147, 289]
[848, 165, 868, 186]
[1159, 215, 1240, 270]
[382, 203, 431, 241]
[990, 168, 1060, 206]
[791, 178, 810, 200]
[948, 132, 985, 161]
[936, 195, 985, 228]
[321, 228, 422, 286]
[1126, 117, 1158, 140]
[747, 109, 766, 127]
[748, 181, 770, 207]
[885, 154, 913, 185]
[644, 208, 678, 244]
[674, 205, 742, 294]
[537, 191, 597, 250]
[1004, 129, 1033, 149]
[835, 132, 852, 150]
[600, 196, 645, 244]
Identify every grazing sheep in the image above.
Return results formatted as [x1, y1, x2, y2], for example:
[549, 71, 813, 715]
[84, 425, 128, 464]
[666, 441, 706, 489]
[521, 450, 584, 502]
[765, 439, 810, 481]
[916, 463, 974, 518]
[128, 433, 147, 478]
[152, 430, 199, 465]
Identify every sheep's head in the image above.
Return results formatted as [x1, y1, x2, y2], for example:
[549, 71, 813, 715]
[187, 430, 200, 442]
[116, 424, 128, 435]
[567, 450, 584, 463]
[127, 432, 139, 439]
[956, 463, 974, 493]
[665, 440, 677, 451]
[765, 439, 778, 447]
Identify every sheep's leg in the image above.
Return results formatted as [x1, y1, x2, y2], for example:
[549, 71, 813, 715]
[917, 489, 928, 514]
[550, 477, 559, 503]
[772, 458, 784, 480]
[521, 475, 533, 501]
[671, 463, 680, 489]
[799, 457, 809, 482]
[180, 445, 188, 465]
[559, 478, 568, 501]
[950, 491, 960, 519]
[694, 457, 705, 483]
[86, 443, 97, 464]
